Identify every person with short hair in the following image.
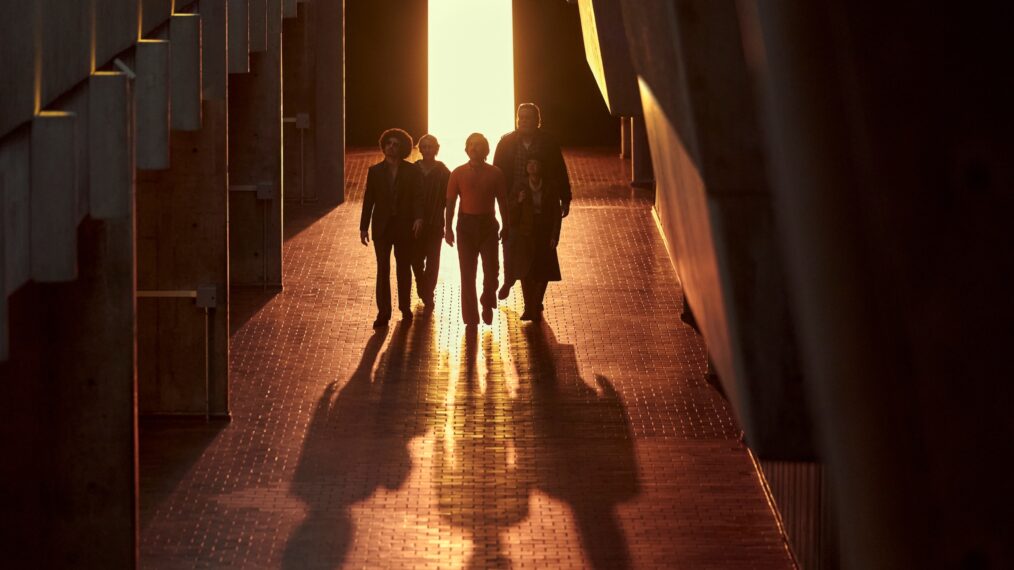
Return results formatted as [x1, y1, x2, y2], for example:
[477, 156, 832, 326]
[444, 133, 509, 326]
[360, 128, 423, 329]
[493, 103, 571, 301]
[411, 134, 451, 308]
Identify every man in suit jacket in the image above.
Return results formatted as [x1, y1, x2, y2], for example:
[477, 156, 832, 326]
[493, 103, 572, 300]
[360, 128, 423, 329]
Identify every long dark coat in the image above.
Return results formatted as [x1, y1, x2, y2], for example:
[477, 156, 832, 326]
[507, 177, 563, 282]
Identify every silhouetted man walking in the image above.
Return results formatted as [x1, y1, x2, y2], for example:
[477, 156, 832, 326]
[445, 133, 508, 326]
[493, 103, 572, 300]
[361, 128, 423, 329]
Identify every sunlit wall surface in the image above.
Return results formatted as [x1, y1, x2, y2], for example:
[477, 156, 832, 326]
[429, 0, 515, 168]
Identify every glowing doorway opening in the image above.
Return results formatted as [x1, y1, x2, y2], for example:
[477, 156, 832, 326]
[428, 0, 515, 168]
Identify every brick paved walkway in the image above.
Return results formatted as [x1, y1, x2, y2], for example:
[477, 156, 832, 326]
[140, 149, 795, 569]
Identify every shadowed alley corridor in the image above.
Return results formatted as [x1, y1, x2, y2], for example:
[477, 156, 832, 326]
[139, 149, 793, 569]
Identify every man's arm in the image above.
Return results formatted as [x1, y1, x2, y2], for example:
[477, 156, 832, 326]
[411, 166, 425, 237]
[492, 135, 509, 173]
[360, 168, 376, 244]
[444, 170, 458, 246]
[547, 137, 572, 216]
[493, 169, 509, 239]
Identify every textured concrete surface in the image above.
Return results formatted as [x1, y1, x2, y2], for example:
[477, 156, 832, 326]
[140, 148, 793, 569]
[229, 0, 284, 285]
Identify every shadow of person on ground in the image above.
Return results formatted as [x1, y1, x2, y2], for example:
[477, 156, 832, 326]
[509, 321, 640, 570]
[434, 327, 532, 569]
[283, 315, 437, 569]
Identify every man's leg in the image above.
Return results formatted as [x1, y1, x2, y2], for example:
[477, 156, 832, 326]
[498, 232, 514, 300]
[393, 228, 414, 317]
[423, 235, 442, 304]
[478, 220, 500, 323]
[410, 232, 426, 302]
[520, 278, 535, 320]
[456, 220, 480, 324]
[373, 237, 394, 325]
[533, 280, 548, 321]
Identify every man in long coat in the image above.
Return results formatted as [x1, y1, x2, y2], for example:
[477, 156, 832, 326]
[493, 103, 572, 300]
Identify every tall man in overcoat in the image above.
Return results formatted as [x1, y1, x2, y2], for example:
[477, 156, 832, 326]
[493, 103, 572, 300]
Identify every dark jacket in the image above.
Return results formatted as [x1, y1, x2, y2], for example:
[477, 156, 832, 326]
[414, 159, 451, 238]
[507, 177, 563, 282]
[360, 160, 423, 239]
[493, 129, 572, 210]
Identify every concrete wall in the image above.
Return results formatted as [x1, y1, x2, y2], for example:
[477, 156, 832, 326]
[575, 0, 639, 117]
[0, 3, 39, 138]
[0, 76, 138, 567]
[229, 0, 284, 285]
[748, 2, 1014, 567]
[613, 0, 812, 459]
[309, 0, 345, 205]
[282, 2, 317, 204]
[137, 3, 230, 417]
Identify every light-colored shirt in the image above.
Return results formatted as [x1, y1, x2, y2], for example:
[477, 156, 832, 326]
[447, 162, 507, 215]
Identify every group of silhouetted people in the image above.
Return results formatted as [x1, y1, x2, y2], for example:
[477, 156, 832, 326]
[360, 103, 572, 328]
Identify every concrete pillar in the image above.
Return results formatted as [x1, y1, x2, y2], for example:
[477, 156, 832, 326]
[282, 1, 315, 204]
[142, 0, 174, 35]
[39, 0, 92, 108]
[0, 178, 6, 360]
[310, 0, 346, 205]
[31, 111, 78, 282]
[136, 40, 171, 170]
[249, 0, 268, 53]
[619, 116, 630, 158]
[95, 0, 141, 68]
[2, 130, 31, 296]
[0, 130, 31, 362]
[0, 3, 38, 137]
[90, 73, 134, 219]
[10, 221, 137, 568]
[228, 0, 250, 73]
[229, 0, 283, 286]
[619, 0, 812, 462]
[64, 86, 94, 225]
[0, 75, 138, 569]
[630, 114, 653, 188]
[751, 3, 1014, 567]
[200, 0, 227, 101]
[138, 0, 230, 417]
[171, 14, 203, 131]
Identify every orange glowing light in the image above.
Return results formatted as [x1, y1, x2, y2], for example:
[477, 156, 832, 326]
[428, 0, 515, 168]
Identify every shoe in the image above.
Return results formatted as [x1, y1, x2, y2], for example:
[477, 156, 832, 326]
[401, 310, 413, 322]
[520, 311, 532, 321]
[422, 293, 435, 308]
[497, 283, 512, 300]
[531, 310, 542, 323]
[481, 306, 494, 325]
[372, 318, 389, 329]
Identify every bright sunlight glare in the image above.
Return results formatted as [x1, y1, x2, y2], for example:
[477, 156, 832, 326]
[429, 0, 515, 168]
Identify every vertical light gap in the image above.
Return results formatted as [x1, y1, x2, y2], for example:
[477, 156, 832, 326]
[428, 0, 515, 168]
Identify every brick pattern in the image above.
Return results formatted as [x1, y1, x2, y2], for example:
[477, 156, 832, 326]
[140, 148, 794, 568]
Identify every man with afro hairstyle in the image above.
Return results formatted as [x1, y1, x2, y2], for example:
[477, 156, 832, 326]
[361, 128, 424, 329]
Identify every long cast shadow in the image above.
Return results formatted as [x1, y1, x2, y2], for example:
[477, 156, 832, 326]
[283, 315, 437, 568]
[509, 322, 640, 569]
[434, 328, 532, 569]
